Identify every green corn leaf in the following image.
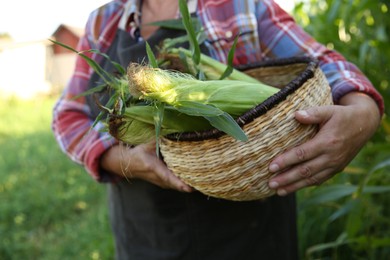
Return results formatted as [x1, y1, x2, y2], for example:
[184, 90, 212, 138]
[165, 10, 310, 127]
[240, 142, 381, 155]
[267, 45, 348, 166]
[219, 34, 239, 80]
[89, 49, 126, 75]
[153, 102, 165, 157]
[175, 101, 225, 117]
[196, 30, 208, 46]
[179, 0, 201, 65]
[172, 101, 247, 141]
[71, 83, 107, 100]
[49, 39, 78, 53]
[49, 39, 115, 85]
[205, 113, 248, 142]
[92, 93, 120, 128]
[146, 41, 158, 68]
[161, 35, 190, 51]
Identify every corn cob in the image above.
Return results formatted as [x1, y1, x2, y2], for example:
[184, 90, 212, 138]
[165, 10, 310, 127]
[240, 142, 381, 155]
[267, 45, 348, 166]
[127, 63, 279, 118]
[109, 105, 213, 144]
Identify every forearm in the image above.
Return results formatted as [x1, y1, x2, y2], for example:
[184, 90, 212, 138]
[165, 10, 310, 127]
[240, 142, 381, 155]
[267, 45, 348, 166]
[100, 144, 133, 178]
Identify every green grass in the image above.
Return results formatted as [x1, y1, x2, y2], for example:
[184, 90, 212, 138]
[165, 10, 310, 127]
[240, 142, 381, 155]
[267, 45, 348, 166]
[0, 97, 114, 260]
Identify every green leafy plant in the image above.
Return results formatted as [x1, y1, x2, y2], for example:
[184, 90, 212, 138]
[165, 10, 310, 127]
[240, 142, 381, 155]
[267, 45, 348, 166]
[293, 1, 390, 258]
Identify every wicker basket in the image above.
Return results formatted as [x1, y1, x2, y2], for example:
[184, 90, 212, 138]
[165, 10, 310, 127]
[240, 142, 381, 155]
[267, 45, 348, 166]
[159, 57, 333, 201]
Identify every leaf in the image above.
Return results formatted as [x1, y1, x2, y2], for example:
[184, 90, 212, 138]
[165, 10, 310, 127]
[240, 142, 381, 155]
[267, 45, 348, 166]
[175, 101, 224, 117]
[219, 34, 239, 80]
[196, 30, 208, 46]
[146, 41, 158, 68]
[206, 113, 248, 142]
[71, 83, 107, 100]
[161, 35, 190, 51]
[358, 41, 370, 67]
[173, 101, 247, 141]
[357, 158, 390, 196]
[89, 49, 126, 75]
[306, 232, 349, 257]
[328, 199, 359, 222]
[92, 93, 119, 128]
[49, 39, 115, 85]
[299, 185, 357, 208]
[368, 158, 390, 174]
[153, 102, 165, 157]
[179, 0, 201, 65]
[300, 184, 390, 209]
[363, 186, 390, 193]
[346, 198, 363, 237]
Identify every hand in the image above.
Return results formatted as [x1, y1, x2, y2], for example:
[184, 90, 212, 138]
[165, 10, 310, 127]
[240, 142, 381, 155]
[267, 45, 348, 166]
[101, 141, 193, 192]
[268, 92, 381, 196]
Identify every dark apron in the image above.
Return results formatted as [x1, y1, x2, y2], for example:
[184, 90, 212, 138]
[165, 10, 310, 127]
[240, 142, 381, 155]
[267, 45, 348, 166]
[87, 22, 298, 260]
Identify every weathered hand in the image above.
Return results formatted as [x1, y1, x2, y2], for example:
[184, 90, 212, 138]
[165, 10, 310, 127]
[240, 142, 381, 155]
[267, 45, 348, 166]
[101, 141, 193, 192]
[268, 92, 381, 196]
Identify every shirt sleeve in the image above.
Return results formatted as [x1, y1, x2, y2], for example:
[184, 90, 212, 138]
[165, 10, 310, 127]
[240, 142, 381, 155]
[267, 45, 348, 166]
[52, 10, 121, 182]
[257, 0, 384, 114]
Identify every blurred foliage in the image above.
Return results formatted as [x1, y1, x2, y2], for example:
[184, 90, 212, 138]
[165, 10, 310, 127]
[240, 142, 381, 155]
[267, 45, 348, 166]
[294, 0, 390, 142]
[293, 0, 390, 259]
[0, 98, 114, 259]
[0, 32, 12, 40]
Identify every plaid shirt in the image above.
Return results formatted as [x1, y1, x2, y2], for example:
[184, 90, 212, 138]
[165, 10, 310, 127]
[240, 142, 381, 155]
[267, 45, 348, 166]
[52, 0, 384, 182]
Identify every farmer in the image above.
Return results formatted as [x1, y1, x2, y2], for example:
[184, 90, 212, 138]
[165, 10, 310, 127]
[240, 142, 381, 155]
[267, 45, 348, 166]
[52, 0, 383, 259]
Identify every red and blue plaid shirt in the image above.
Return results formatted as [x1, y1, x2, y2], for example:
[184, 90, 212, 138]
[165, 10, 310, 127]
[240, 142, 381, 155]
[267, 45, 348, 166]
[52, 0, 384, 182]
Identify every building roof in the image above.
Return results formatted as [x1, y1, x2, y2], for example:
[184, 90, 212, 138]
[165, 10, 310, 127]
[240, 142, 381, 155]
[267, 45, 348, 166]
[51, 24, 84, 38]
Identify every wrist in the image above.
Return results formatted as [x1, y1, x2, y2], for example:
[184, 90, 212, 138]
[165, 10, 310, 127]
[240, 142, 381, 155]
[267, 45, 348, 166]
[100, 144, 133, 178]
[339, 91, 381, 131]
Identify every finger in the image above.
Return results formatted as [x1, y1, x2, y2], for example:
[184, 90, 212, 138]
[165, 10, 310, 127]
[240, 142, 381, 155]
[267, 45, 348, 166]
[295, 106, 333, 125]
[269, 156, 325, 188]
[151, 158, 193, 192]
[159, 169, 193, 192]
[274, 169, 333, 196]
[139, 143, 193, 192]
[268, 106, 335, 173]
[269, 141, 322, 174]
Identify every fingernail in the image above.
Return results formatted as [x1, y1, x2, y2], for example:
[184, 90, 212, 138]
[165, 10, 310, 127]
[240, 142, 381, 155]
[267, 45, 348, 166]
[269, 181, 279, 189]
[297, 110, 309, 118]
[182, 186, 192, 193]
[269, 163, 279, 172]
[277, 189, 287, 196]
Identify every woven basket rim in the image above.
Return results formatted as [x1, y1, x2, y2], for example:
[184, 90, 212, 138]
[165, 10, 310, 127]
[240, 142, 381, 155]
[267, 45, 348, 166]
[165, 56, 319, 141]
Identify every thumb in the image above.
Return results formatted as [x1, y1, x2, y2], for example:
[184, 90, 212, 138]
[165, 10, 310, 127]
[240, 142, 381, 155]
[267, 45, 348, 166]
[295, 106, 333, 125]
